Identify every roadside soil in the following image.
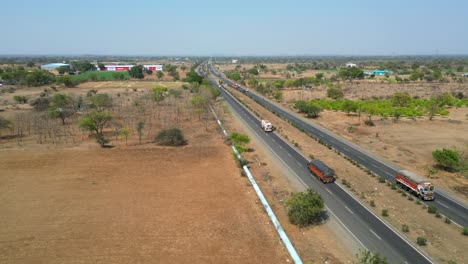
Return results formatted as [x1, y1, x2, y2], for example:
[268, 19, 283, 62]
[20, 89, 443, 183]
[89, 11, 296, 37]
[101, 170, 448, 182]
[0, 88, 290, 263]
[224, 83, 468, 264]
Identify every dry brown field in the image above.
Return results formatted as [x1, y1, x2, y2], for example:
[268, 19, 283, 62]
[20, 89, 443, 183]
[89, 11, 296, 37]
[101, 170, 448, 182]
[0, 85, 292, 263]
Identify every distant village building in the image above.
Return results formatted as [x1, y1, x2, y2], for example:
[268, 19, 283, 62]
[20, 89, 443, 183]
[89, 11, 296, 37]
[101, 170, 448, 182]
[41, 63, 70, 71]
[364, 70, 393, 76]
[345, 62, 357, 68]
[232, 59, 238, 64]
[462, 73, 468, 77]
[100, 65, 163, 71]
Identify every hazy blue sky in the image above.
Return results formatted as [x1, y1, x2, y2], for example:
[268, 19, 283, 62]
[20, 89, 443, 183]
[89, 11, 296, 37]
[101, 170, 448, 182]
[1, 0, 467, 55]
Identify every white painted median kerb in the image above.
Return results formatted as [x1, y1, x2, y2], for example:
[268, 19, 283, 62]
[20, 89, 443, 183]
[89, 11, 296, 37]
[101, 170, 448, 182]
[210, 107, 302, 264]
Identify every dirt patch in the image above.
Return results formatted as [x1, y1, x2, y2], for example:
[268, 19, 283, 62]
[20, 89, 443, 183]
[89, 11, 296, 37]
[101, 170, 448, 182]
[0, 81, 290, 263]
[0, 136, 289, 263]
[224, 84, 468, 264]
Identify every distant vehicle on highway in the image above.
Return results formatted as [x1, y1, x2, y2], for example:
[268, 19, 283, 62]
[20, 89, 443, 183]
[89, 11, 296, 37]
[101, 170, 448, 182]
[396, 170, 435, 200]
[307, 159, 335, 183]
[261, 120, 273, 132]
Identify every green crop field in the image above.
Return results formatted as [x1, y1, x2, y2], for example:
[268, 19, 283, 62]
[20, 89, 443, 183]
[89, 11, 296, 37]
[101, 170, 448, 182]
[296, 97, 468, 118]
[70, 71, 130, 82]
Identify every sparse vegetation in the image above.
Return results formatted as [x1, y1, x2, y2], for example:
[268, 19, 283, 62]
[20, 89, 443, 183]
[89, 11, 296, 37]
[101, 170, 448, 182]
[381, 209, 389, 217]
[155, 128, 186, 146]
[286, 189, 324, 227]
[402, 224, 410, 232]
[417, 237, 427, 246]
[353, 250, 388, 264]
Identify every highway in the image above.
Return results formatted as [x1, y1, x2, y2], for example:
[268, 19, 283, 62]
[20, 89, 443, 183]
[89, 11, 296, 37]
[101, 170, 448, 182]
[197, 64, 433, 263]
[206, 63, 468, 228]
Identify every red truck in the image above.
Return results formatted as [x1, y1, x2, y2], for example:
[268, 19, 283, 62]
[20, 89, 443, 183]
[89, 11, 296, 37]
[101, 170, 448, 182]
[396, 170, 435, 201]
[307, 159, 335, 183]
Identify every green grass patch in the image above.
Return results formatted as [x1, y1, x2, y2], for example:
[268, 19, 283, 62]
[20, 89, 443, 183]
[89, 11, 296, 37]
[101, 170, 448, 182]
[70, 71, 130, 82]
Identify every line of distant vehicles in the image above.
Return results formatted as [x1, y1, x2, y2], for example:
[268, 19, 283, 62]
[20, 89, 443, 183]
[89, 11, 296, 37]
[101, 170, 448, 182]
[214, 69, 436, 201]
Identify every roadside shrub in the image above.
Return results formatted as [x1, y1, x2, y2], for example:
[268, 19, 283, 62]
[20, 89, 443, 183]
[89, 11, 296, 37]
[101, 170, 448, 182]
[391, 184, 397, 190]
[435, 212, 441, 218]
[381, 209, 389, 217]
[370, 200, 375, 207]
[30, 97, 50, 111]
[408, 196, 414, 201]
[463, 227, 468, 236]
[416, 200, 422, 205]
[445, 217, 451, 224]
[432, 148, 460, 171]
[155, 128, 186, 146]
[13, 95, 28, 104]
[427, 205, 438, 214]
[379, 177, 385, 183]
[364, 119, 375, 126]
[402, 224, 410, 233]
[354, 250, 388, 264]
[416, 237, 427, 246]
[95, 134, 110, 148]
[286, 189, 324, 227]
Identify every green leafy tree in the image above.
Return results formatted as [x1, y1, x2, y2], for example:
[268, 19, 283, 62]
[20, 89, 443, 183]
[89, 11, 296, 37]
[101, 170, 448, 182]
[327, 85, 344, 100]
[128, 65, 144, 79]
[426, 99, 440, 121]
[137, 121, 144, 144]
[342, 100, 358, 115]
[286, 189, 324, 227]
[152, 86, 168, 104]
[89, 93, 113, 111]
[392, 93, 412, 107]
[0, 116, 13, 136]
[339, 67, 364, 79]
[156, 71, 164, 80]
[182, 70, 202, 83]
[30, 97, 50, 111]
[13, 95, 28, 104]
[71, 61, 95, 72]
[436, 93, 455, 107]
[79, 111, 113, 135]
[48, 93, 75, 124]
[57, 67, 67, 75]
[155, 128, 186, 146]
[315, 73, 324, 81]
[272, 91, 283, 101]
[432, 148, 460, 171]
[295, 101, 321, 118]
[180, 65, 187, 72]
[56, 75, 77, 87]
[119, 127, 132, 145]
[79, 111, 113, 147]
[363, 105, 379, 126]
[247, 68, 259, 75]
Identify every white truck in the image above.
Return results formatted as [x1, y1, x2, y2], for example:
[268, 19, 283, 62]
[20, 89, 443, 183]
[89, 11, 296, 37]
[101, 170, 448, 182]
[261, 120, 273, 132]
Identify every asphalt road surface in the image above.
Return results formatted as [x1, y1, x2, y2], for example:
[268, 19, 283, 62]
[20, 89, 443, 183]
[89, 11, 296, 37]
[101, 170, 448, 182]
[207, 63, 468, 228]
[199, 65, 433, 263]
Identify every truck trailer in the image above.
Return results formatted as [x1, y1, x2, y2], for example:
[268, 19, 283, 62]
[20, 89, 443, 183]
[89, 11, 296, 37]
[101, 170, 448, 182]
[261, 120, 273, 132]
[307, 159, 335, 183]
[395, 170, 435, 200]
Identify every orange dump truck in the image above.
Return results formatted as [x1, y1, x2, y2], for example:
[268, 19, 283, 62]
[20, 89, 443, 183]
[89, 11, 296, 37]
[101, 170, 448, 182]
[307, 159, 335, 183]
